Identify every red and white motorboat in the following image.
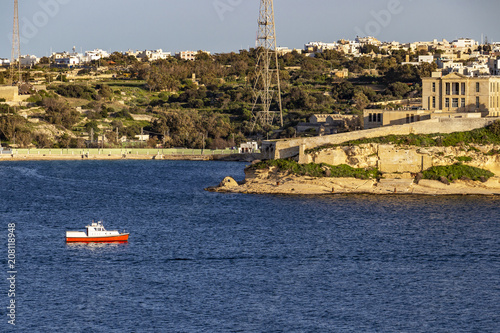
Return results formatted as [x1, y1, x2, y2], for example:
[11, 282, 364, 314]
[66, 220, 129, 242]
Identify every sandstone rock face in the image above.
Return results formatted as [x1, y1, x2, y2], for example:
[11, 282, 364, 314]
[306, 143, 500, 176]
[219, 177, 239, 188]
[210, 169, 500, 195]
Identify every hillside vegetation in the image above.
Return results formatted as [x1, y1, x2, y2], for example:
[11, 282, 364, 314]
[252, 159, 495, 183]
[1, 48, 435, 149]
[253, 159, 381, 179]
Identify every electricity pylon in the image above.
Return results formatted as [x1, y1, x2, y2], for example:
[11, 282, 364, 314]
[11, 0, 21, 85]
[251, 0, 283, 130]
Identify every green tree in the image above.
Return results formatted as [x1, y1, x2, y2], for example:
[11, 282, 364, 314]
[386, 82, 411, 99]
[353, 91, 370, 110]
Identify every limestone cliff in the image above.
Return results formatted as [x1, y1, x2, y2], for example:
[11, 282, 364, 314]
[305, 144, 500, 177]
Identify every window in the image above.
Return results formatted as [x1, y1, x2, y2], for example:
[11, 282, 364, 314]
[446, 83, 451, 95]
[432, 82, 436, 93]
[476, 96, 480, 108]
[476, 82, 480, 93]
[432, 96, 436, 109]
[461, 98, 466, 108]
[445, 98, 450, 108]
[461, 83, 466, 95]
[452, 98, 459, 108]
[452, 83, 459, 95]
[369, 113, 372, 122]
[406, 114, 410, 123]
[377, 113, 382, 122]
[411, 114, 415, 122]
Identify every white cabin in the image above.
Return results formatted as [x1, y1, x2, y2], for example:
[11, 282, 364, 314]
[86, 221, 121, 237]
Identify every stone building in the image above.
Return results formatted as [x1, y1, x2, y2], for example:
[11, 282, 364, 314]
[363, 109, 430, 129]
[422, 72, 500, 116]
[298, 114, 359, 135]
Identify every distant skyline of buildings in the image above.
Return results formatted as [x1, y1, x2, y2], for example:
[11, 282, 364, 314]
[2, 36, 500, 76]
[1, 0, 499, 64]
[1, 32, 500, 60]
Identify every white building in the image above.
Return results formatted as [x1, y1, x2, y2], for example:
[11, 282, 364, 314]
[51, 51, 70, 60]
[55, 56, 80, 66]
[304, 42, 338, 53]
[418, 55, 434, 64]
[437, 57, 463, 71]
[239, 142, 258, 153]
[85, 49, 109, 62]
[402, 55, 436, 66]
[136, 49, 171, 61]
[0, 58, 10, 66]
[175, 51, 210, 61]
[451, 38, 478, 49]
[20, 55, 39, 66]
[355, 36, 381, 46]
[464, 62, 491, 76]
[276, 47, 292, 55]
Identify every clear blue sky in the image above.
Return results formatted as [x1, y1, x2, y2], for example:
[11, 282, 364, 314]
[1, 0, 499, 58]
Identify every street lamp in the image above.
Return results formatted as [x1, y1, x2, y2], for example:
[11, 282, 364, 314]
[201, 133, 206, 155]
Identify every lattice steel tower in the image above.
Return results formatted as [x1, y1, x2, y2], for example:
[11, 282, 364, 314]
[251, 0, 283, 129]
[11, 0, 21, 85]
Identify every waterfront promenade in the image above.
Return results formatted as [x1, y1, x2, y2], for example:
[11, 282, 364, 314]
[0, 148, 254, 161]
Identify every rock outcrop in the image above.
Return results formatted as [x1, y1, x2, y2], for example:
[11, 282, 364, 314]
[209, 170, 500, 196]
[208, 162, 500, 196]
[306, 144, 500, 176]
[218, 177, 239, 188]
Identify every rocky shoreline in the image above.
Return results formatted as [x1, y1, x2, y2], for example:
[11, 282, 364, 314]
[207, 166, 500, 196]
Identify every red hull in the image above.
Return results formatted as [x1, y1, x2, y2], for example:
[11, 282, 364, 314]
[66, 234, 129, 243]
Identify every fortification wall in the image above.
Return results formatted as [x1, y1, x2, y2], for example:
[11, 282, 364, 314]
[261, 118, 499, 161]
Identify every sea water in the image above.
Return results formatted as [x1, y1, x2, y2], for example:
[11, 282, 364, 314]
[0, 160, 498, 332]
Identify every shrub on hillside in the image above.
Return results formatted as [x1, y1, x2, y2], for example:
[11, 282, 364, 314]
[253, 159, 380, 179]
[42, 98, 80, 128]
[53, 84, 98, 100]
[422, 164, 494, 182]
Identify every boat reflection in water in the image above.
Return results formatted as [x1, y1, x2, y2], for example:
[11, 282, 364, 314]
[66, 242, 128, 251]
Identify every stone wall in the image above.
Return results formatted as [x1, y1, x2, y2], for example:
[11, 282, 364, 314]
[261, 117, 499, 161]
[0, 86, 18, 102]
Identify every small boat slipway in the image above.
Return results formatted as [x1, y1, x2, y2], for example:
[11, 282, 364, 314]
[66, 220, 129, 242]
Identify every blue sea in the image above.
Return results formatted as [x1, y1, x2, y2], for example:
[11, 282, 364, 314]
[0, 160, 499, 332]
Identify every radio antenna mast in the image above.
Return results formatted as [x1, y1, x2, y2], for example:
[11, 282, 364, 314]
[11, 0, 22, 85]
[251, 0, 283, 130]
